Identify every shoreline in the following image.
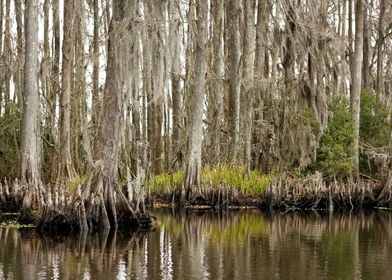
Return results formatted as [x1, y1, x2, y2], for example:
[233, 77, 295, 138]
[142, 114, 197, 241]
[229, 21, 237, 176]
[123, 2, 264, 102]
[1, 175, 392, 232]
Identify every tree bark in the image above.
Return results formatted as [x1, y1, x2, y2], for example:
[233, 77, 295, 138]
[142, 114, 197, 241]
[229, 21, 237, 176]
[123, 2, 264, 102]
[348, 0, 354, 71]
[170, 0, 183, 170]
[241, 0, 256, 167]
[48, 0, 61, 181]
[144, 1, 165, 176]
[351, 0, 364, 178]
[376, 0, 386, 95]
[253, 0, 270, 171]
[362, 0, 370, 90]
[227, 0, 242, 162]
[20, 0, 40, 186]
[59, 0, 76, 180]
[0, 0, 3, 117]
[15, 0, 24, 108]
[208, 0, 225, 164]
[92, 0, 101, 128]
[88, 0, 146, 230]
[73, 0, 87, 173]
[4, 0, 11, 115]
[183, 0, 208, 195]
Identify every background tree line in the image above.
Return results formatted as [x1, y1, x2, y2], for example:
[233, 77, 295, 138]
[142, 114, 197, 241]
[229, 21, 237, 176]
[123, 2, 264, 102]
[0, 0, 391, 194]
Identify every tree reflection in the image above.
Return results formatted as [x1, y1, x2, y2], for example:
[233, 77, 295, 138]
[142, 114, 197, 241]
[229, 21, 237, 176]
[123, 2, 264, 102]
[0, 210, 391, 280]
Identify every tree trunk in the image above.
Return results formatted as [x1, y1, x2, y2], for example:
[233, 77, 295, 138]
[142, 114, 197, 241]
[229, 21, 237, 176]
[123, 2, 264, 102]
[3, 0, 11, 115]
[253, 0, 270, 171]
[227, 0, 242, 162]
[47, 0, 61, 181]
[73, 0, 87, 174]
[362, 0, 370, 90]
[20, 0, 40, 188]
[170, 0, 183, 170]
[348, 0, 354, 71]
[144, 1, 165, 176]
[183, 0, 208, 197]
[351, 0, 364, 178]
[0, 0, 2, 54]
[241, 0, 256, 167]
[0, 0, 3, 117]
[86, 0, 148, 230]
[59, 0, 75, 180]
[376, 0, 386, 96]
[208, 0, 224, 164]
[92, 0, 101, 128]
[15, 0, 24, 109]
[41, 0, 52, 182]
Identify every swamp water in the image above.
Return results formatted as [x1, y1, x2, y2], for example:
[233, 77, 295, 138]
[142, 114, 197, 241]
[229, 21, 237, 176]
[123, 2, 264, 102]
[0, 209, 391, 280]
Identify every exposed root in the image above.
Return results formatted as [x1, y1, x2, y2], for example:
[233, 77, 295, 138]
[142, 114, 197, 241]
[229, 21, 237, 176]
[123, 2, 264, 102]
[0, 174, 154, 233]
[261, 172, 387, 211]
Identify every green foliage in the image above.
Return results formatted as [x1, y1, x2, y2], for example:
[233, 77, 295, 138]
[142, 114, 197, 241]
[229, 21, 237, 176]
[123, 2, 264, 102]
[303, 106, 320, 135]
[360, 91, 389, 148]
[146, 164, 273, 195]
[359, 91, 390, 176]
[0, 103, 21, 179]
[315, 97, 354, 179]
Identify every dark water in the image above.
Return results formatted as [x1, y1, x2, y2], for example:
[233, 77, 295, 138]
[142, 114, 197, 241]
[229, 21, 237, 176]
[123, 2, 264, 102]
[0, 210, 391, 280]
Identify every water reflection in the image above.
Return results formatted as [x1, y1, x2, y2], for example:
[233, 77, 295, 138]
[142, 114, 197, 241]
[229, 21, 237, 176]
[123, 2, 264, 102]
[0, 210, 391, 280]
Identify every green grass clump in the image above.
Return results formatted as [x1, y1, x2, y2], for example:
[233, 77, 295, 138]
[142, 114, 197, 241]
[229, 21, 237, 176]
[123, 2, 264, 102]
[66, 174, 90, 194]
[202, 164, 273, 195]
[146, 164, 273, 195]
[0, 220, 35, 228]
[145, 171, 184, 193]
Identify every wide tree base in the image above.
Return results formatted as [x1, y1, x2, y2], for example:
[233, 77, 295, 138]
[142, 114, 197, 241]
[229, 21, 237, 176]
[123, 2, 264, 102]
[1, 177, 154, 233]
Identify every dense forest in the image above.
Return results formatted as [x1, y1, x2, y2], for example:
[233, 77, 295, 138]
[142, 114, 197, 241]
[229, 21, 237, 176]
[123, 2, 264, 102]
[0, 0, 391, 231]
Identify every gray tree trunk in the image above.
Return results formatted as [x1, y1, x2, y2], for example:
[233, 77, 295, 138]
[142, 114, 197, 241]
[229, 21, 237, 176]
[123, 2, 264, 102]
[253, 0, 270, 171]
[241, 0, 256, 167]
[362, 0, 370, 90]
[351, 0, 364, 177]
[92, 0, 101, 128]
[20, 0, 40, 186]
[183, 0, 208, 193]
[14, 0, 24, 109]
[227, 0, 242, 162]
[3, 0, 11, 115]
[208, 0, 225, 164]
[89, 0, 142, 230]
[376, 0, 386, 96]
[59, 0, 75, 179]
[170, 0, 183, 170]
